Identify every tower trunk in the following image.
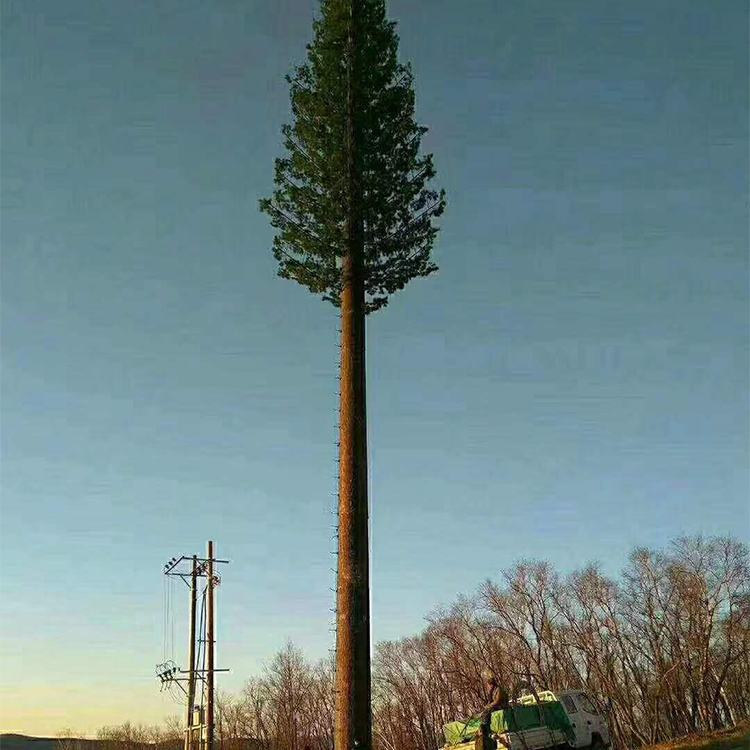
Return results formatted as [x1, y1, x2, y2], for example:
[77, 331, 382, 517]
[335, 1, 371, 749]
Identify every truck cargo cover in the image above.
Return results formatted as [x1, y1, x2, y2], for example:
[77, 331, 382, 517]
[443, 702, 574, 747]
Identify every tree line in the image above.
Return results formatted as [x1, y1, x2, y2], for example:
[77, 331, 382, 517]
[82, 535, 748, 750]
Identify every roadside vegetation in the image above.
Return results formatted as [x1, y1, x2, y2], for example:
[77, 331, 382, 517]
[639, 722, 749, 750]
[37, 535, 749, 750]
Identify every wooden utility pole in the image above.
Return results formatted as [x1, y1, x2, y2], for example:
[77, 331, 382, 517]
[335, 3, 372, 750]
[185, 555, 198, 750]
[161, 549, 229, 750]
[206, 540, 215, 750]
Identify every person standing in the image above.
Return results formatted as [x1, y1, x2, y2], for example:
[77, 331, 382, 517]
[475, 671, 510, 750]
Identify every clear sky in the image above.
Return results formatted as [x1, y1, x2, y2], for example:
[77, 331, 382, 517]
[1, 0, 748, 737]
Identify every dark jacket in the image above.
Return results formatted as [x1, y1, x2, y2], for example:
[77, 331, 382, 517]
[479, 685, 509, 725]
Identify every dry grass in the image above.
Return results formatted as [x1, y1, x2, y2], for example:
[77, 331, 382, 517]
[642, 723, 750, 750]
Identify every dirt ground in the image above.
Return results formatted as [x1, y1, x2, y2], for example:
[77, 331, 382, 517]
[641, 724, 750, 750]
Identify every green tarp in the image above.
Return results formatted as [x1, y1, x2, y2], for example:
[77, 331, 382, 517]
[443, 702, 574, 748]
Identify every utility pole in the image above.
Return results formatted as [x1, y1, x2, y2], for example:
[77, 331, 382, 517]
[185, 555, 198, 750]
[160, 545, 229, 750]
[206, 540, 215, 750]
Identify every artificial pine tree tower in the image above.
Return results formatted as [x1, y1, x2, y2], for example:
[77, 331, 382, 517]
[260, 2, 445, 748]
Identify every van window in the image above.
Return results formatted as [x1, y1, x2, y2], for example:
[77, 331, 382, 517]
[562, 695, 578, 714]
[577, 693, 597, 714]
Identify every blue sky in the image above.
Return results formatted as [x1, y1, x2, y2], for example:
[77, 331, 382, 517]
[1, 0, 748, 736]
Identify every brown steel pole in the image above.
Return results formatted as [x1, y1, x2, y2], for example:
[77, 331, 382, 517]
[185, 556, 198, 750]
[335, 3, 371, 750]
[206, 541, 215, 750]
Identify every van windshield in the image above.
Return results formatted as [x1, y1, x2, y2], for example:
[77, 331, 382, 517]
[577, 693, 597, 714]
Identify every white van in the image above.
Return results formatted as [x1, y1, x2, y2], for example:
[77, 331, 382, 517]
[556, 691, 611, 749]
[493, 690, 611, 750]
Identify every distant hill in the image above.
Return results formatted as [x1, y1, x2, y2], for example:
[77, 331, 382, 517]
[0, 735, 266, 750]
[1, 735, 59, 750]
[0, 736, 99, 750]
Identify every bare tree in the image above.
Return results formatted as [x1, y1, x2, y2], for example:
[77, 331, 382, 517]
[95, 536, 748, 750]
